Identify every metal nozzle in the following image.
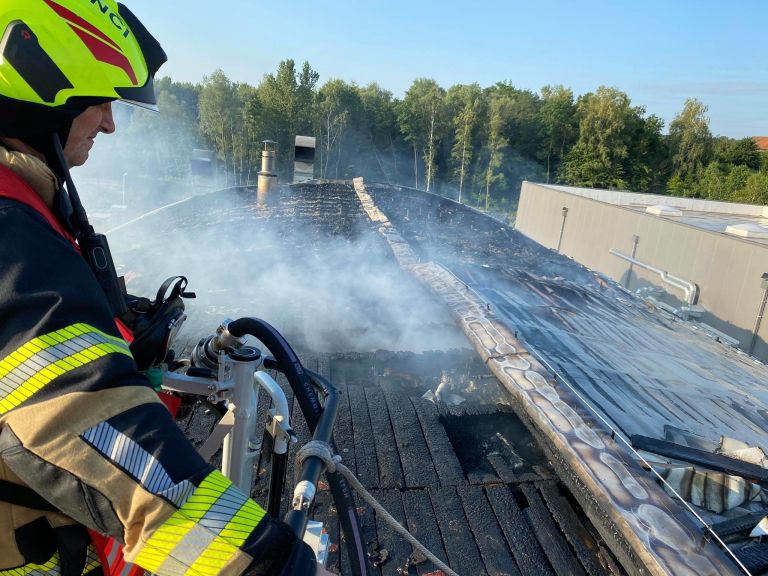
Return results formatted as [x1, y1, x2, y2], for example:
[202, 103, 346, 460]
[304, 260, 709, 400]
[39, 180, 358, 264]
[191, 319, 247, 369]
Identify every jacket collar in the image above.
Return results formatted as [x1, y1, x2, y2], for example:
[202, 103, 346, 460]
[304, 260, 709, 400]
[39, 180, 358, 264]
[0, 145, 58, 209]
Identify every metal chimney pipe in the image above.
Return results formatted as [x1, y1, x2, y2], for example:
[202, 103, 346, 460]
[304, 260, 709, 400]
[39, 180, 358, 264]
[257, 140, 278, 199]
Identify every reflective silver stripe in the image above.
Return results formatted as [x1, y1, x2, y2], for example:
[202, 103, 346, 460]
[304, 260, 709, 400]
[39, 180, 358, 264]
[0, 324, 132, 414]
[199, 484, 248, 534]
[1, 333, 130, 393]
[159, 524, 217, 573]
[106, 542, 119, 568]
[82, 421, 194, 507]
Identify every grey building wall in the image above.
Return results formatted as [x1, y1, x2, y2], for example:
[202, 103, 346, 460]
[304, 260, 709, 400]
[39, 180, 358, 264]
[516, 182, 768, 362]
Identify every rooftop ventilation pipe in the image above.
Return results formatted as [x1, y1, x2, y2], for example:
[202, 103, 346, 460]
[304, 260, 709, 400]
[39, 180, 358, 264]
[257, 140, 278, 197]
[609, 248, 699, 305]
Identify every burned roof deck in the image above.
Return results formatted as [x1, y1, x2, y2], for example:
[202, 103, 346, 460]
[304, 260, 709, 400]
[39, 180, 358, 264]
[108, 180, 768, 574]
[177, 349, 624, 576]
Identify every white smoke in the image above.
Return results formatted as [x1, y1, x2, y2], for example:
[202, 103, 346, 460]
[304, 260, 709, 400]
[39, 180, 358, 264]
[75, 178, 468, 354]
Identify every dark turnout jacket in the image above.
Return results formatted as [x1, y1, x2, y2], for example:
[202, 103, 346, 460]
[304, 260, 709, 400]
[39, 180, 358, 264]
[0, 161, 316, 576]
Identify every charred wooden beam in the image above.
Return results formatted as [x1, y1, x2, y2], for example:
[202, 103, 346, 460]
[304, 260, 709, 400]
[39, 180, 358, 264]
[631, 435, 768, 484]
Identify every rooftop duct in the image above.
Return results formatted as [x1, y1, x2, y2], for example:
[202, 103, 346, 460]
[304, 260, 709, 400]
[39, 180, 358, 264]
[609, 248, 699, 305]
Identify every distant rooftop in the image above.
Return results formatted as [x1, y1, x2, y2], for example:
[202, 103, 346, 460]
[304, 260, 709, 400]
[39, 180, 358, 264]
[538, 183, 768, 246]
[753, 136, 768, 151]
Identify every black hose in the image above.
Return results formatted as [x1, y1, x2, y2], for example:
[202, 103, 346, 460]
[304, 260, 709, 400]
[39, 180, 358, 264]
[228, 318, 321, 426]
[226, 318, 371, 575]
[268, 451, 288, 519]
[284, 376, 339, 537]
[306, 372, 370, 576]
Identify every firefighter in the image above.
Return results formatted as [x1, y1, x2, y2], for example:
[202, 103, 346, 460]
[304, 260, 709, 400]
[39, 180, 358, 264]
[0, 1, 331, 574]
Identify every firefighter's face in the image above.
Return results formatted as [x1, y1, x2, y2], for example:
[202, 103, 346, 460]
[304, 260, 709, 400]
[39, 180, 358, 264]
[64, 103, 116, 167]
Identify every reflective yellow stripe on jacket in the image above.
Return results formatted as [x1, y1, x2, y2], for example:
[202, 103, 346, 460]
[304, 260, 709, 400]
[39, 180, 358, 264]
[0, 323, 132, 414]
[0, 546, 101, 576]
[135, 469, 266, 575]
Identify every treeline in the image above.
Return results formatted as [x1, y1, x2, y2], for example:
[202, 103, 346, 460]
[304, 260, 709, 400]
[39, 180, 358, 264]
[88, 60, 768, 210]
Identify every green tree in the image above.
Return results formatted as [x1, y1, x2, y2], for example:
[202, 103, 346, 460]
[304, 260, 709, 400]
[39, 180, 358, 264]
[713, 137, 761, 170]
[358, 83, 399, 182]
[233, 83, 262, 185]
[698, 161, 728, 200]
[484, 95, 510, 210]
[198, 70, 240, 185]
[561, 87, 639, 189]
[726, 165, 753, 196]
[623, 112, 667, 192]
[668, 99, 712, 185]
[538, 85, 577, 183]
[296, 61, 319, 136]
[487, 82, 542, 161]
[124, 78, 202, 179]
[258, 60, 319, 179]
[734, 172, 768, 204]
[446, 84, 483, 202]
[398, 79, 448, 191]
[316, 79, 361, 178]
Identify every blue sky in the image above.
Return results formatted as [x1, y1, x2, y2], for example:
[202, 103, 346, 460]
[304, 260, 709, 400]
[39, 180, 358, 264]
[126, 0, 767, 138]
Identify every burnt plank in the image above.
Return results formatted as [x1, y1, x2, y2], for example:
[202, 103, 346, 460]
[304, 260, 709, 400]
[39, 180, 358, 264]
[402, 489, 449, 575]
[520, 483, 585, 576]
[457, 485, 520, 576]
[412, 398, 466, 487]
[330, 359, 357, 478]
[468, 469, 501, 486]
[430, 486, 485, 575]
[711, 510, 768, 538]
[736, 542, 768, 574]
[181, 401, 218, 448]
[347, 495, 382, 576]
[537, 481, 610, 576]
[486, 452, 518, 483]
[317, 352, 332, 380]
[365, 387, 404, 489]
[383, 390, 439, 488]
[313, 486, 340, 573]
[348, 383, 380, 489]
[371, 489, 412, 576]
[486, 485, 554, 576]
[631, 435, 768, 483]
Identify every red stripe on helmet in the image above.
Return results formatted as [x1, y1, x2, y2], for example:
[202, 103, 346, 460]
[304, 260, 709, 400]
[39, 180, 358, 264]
[42, 0, 122, 51]
[68, 24, 138, 85]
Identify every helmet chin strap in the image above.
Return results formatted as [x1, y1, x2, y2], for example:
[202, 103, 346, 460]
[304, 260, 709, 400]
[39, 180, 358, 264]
[50, 132, 93, 240]
[50, 132, 128, 317]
